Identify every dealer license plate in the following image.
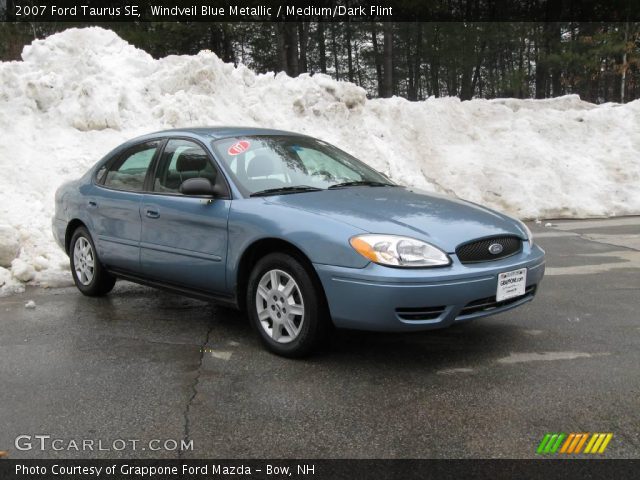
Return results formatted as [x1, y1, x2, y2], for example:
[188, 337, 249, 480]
[496, 268, 527, 302]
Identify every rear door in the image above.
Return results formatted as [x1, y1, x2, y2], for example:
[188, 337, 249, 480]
[92, 140, 160, 273]
[140, 138, 231, 295]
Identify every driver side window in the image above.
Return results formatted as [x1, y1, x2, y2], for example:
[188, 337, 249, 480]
[153, 139, 217, 194]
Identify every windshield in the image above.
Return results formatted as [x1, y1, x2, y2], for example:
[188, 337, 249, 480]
[212, 135, 394, 196]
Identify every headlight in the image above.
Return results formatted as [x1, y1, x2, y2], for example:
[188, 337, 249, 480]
[519, 221, 533, 244]
[349, 235, 450, 267]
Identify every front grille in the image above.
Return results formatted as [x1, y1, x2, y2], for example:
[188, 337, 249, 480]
[396, 305, 447, 321]
[457, 285, 536, 318]
[456, 235, 522, 264]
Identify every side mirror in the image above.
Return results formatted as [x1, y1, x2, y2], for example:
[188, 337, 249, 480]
[179, 177, 217, 196]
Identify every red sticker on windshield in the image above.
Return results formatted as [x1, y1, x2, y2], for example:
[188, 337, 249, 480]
[228, 140, 250, 156]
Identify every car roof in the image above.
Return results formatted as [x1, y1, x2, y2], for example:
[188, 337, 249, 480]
[98, 126, 314, 169]
[142, 126, 309, 141]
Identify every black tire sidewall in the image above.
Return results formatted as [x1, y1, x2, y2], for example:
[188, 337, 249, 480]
[247, 253, 324, 357]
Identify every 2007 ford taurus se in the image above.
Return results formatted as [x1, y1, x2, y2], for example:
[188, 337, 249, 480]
[53, 127, 545, 357]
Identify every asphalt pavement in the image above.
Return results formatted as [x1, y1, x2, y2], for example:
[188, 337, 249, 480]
[0, 217, 638, 459]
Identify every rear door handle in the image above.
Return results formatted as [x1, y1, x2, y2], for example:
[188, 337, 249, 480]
[145, 209, 160, 219]
[88, 200, 97, 207]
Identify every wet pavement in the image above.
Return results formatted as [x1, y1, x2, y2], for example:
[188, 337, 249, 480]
[1, 217, 639, 458]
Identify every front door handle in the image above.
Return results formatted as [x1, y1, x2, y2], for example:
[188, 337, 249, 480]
[145, 209, 160, 219]
[88, 200, 97, 208]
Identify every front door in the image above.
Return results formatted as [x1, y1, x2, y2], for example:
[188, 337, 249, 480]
[140, 138, 230, 295]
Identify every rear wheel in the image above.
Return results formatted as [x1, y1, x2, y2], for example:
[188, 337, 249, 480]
[247, 253, 327, 357]
[69, 227, 116, 296]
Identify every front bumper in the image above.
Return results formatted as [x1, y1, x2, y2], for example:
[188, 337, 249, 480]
[314, 242, 545, 331]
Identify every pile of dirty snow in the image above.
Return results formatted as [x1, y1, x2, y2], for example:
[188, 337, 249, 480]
[0, 27, 639, 294]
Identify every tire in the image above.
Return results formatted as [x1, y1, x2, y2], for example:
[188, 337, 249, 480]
[69, 227, 116, 297]
[247, 252, 328, 358]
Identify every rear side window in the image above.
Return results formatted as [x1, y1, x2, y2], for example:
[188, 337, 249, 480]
[152, 139, 218, 194]
[103, 141, 159, 192]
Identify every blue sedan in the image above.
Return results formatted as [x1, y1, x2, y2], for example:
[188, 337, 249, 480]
[53, 127, 545, 357]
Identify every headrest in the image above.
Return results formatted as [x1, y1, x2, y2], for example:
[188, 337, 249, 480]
[246, 154, 275, 178]
[176, 149, 208, 172]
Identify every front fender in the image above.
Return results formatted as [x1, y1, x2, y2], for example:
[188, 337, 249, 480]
[226, 198, 370, 288]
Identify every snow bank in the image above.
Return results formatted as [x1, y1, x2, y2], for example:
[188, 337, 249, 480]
[0, 27, 639, 294]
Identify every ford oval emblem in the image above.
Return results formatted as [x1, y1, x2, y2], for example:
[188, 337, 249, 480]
[488, 243, 504, 255]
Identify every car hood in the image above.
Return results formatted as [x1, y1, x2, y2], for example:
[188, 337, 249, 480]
[267, 187, 526, 253]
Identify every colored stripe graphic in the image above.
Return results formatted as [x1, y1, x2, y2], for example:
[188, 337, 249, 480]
[560, 433, 575, 453]
[538, 433, 613, 454]
[597, 434, 613, 453]
[567, 434, 581, 453]
[568, 433, 586, 453]
[537, 434, 552, 454]
[584, 434, 599, 453]
[585, 433, 613, 454]
[537, 433, 565, 454]
[574, 433, 589, 453]
[544, 434, 558, 453]
[550, 434, 566, 453]
[592, 434, 606, 452]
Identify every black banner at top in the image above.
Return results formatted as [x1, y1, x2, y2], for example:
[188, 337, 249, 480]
[2, 0, 640, 22]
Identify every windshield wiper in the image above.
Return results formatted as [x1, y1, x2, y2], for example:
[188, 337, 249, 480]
[250, 185, 323, 197]
[328, 180, 395, 189]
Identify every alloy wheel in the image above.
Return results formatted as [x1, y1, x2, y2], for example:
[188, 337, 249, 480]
[73, 237, 95, 286]
[255, 269, 305, 343]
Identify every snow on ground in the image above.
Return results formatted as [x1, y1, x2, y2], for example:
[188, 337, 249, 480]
[0, 27, 639, 294]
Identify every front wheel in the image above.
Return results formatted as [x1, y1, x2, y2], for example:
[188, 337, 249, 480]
[247, 253, 328, 357]
[69, 227, 116, 296]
